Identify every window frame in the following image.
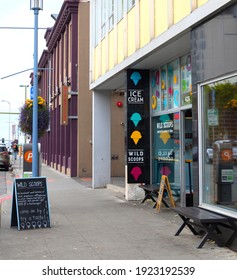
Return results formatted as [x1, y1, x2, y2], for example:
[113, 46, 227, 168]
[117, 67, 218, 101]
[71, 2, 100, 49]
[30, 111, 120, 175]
[108, 0, 115, 31]
[198, 72, 237, 219]
[127, 0, 136, 11]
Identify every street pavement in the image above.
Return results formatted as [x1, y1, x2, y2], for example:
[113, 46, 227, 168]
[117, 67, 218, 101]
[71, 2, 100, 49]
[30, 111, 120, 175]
[0, 159, 237, 260]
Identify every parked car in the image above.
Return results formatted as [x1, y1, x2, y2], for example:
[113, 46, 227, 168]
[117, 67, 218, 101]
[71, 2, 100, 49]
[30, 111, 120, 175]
[0, 144, 10, 171]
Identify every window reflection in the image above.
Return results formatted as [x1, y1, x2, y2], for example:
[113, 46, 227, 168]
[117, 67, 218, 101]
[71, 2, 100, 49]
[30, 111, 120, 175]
[203, 75, 237, 212]
[181, 54, 192, 106]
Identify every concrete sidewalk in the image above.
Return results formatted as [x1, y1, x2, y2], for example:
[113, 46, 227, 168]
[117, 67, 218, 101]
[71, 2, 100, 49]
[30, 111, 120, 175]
[0, 164, 237, 260]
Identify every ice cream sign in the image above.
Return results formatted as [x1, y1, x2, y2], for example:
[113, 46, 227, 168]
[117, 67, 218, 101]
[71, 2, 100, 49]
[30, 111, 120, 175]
[131, 112, 142, 126]
[126, 69, 150, 184]
[127, 90, 144, 104]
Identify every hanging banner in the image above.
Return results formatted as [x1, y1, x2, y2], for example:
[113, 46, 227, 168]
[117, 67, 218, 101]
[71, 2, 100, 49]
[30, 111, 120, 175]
[126, 69, 150, 184]
[61, 85, 68, 125]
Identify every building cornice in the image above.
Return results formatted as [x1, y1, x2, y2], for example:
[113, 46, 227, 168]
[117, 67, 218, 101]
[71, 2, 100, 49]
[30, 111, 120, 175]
[38, 49, 49, 68]
[46, 1, 79, 52]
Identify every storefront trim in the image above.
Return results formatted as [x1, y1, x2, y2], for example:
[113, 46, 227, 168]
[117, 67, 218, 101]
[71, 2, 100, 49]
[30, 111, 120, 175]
[90, 0, 234, 92]
[201, 203, 237, 220]
[198, 72, 237, 219]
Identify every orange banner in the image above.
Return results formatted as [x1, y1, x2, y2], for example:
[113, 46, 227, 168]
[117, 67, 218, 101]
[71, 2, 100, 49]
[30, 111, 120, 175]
[61, 85, 68, 125]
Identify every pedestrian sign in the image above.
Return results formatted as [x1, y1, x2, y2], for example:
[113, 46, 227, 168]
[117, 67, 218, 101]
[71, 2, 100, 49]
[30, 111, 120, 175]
[208, 109, 219, 126]
[11, 177, 50, 230]
[30, 86, 34, 99]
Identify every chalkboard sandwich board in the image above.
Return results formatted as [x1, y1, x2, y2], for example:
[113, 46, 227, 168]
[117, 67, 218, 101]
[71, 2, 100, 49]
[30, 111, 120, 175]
[11, 177, 50, 230]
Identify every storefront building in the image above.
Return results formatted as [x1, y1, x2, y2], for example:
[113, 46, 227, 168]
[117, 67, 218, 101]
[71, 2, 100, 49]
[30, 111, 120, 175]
[192, 4, 237, 218]
[37, 0, 125, 179]
[90, 0, 237, 249]
[38, 0, 92, 177]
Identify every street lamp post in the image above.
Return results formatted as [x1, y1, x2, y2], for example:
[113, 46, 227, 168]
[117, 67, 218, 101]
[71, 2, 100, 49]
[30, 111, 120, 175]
[30, 0, 43, 177]
[1, 100, 11, 148]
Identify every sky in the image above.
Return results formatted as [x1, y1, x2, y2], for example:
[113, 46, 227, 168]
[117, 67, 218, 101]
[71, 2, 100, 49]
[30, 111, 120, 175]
[0, 0, 64, 145]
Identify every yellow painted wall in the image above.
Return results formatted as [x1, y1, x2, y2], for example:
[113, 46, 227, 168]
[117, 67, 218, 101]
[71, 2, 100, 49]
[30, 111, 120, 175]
[174, 0, 191, 24]
[117, 20, 125, 64]
[198, 0, 208, 7]
[91, 0, 210, 82]
[127, 8, 136, 57]
[154, 0, 168, 37]
[140, 0, 150, 47]
[93, 45, 100, 81]
[108, 29, 115, 69]
[92, 49, 96, 81]
[101, 37, 107, 75]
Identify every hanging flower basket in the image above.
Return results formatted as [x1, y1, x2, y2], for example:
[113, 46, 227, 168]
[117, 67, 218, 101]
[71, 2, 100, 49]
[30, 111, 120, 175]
[18, 96, 50, 139]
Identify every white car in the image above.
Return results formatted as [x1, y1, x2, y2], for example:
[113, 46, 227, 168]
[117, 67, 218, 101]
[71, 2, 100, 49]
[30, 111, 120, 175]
[206, 148, 213, 163]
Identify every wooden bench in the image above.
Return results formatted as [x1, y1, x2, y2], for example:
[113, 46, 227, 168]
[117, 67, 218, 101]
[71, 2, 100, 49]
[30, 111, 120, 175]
[138, 184, 169, 208]
[172, 206, 237, 249]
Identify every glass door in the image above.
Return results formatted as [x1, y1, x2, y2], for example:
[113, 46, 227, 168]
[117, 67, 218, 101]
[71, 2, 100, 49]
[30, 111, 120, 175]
[152, 109, 193, 206]
[152, 112, 180, 199]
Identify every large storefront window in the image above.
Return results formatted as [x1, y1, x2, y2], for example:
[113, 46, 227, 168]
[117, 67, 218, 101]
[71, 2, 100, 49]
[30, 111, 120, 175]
[202, 74, 237, 214]
[151, 70, 161, 112]
[151, 54, 191, 113]
[151, 54, 193, 205]
[168, 59, 180, 109]
[161, 66, 168, 111]
[181, 54, 192, 106]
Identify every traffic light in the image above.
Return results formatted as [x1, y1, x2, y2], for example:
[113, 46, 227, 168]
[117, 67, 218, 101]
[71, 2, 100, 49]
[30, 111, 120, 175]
[2, 138, 4, 143]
